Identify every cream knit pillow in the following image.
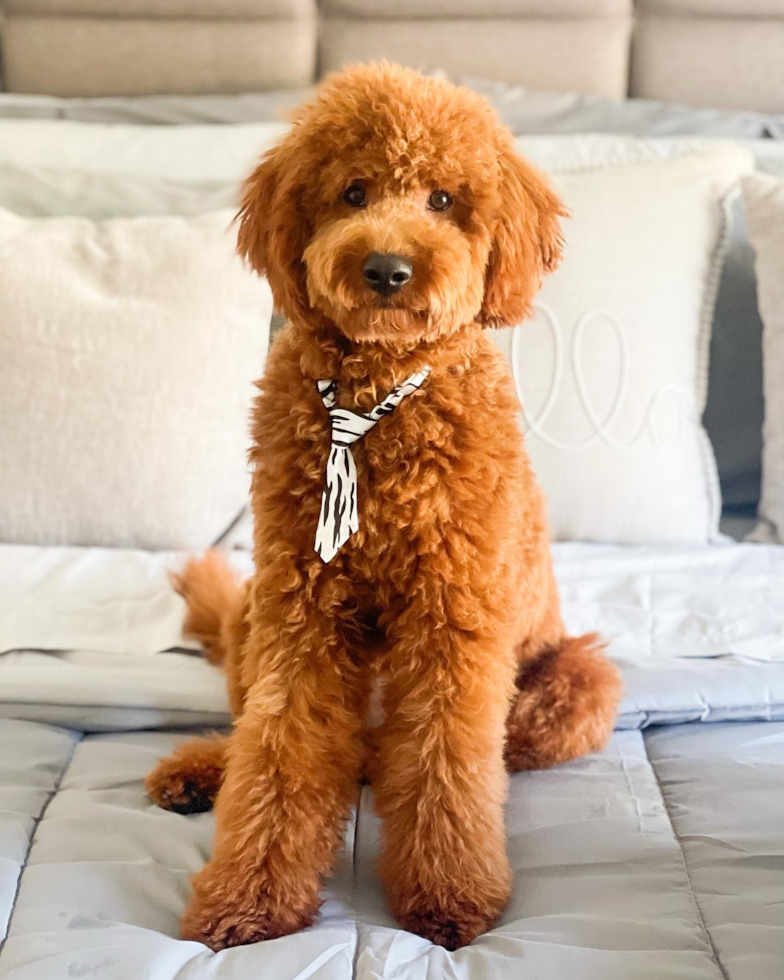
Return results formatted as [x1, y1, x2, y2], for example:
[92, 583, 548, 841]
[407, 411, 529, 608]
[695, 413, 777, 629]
[0, 208, 271, 549]
[491, 139, 752, 544]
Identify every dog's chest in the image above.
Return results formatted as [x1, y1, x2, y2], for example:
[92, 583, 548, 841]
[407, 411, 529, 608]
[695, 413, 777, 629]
[352, 408, 443, 533]
[366, 671, 387, 730]
[318, 383, 444, 513]
[299, 356, 517, 558]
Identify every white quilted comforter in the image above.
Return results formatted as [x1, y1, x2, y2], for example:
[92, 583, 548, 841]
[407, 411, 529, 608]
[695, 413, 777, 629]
[0, 541, 782, 979]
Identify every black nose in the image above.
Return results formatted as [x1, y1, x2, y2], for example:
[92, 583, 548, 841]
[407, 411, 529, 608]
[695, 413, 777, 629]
[363, 252, 413, 296]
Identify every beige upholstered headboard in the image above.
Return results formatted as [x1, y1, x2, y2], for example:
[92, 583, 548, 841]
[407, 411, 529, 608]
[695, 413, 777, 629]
[1, 0, 783, 112]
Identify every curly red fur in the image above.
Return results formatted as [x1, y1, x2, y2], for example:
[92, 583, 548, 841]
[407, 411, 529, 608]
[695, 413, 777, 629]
[147, 62, 621, 952]
[169, 552, 241, 666]
[145, 735, 226, 814]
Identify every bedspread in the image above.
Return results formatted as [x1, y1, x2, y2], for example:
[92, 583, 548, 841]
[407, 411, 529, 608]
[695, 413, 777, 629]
[0, 541, 782, 978]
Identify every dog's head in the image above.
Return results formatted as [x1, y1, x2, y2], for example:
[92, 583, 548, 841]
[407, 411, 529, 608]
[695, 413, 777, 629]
[238, 63, 566, 345]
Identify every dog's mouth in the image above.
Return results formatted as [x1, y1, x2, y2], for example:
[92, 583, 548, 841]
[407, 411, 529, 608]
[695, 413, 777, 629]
[320, 302, 433, 344]
[372, 297, 417, 311]
[367, 300, 430, 324]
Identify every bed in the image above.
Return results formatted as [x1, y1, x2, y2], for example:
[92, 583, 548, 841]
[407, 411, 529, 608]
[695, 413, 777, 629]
[1, 2, 783, 979]
[1, 542, 783, 978]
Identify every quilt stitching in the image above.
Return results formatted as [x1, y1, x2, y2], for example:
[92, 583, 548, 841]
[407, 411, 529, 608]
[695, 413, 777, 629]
[0, 729, 84, 965]
[643, 734, 730, 980]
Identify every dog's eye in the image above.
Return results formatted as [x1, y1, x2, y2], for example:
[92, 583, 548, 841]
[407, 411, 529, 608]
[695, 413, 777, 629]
[343, 184, 367, 207]
[428, 190, 453, 212]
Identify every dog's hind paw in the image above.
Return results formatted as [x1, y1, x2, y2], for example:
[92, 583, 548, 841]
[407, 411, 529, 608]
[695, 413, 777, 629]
[181, 905, 311, 950]
[181, 873, 316, 950]
[145, 739, 225, 814]
[396, 896, 502, 951]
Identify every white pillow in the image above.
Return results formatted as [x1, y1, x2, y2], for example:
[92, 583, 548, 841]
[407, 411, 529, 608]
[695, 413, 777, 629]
[0, 118, 287, 183]
[492, 139, 753, 544]
[743, 173, 784, 544]
[0, 127, 748, 547]
[0, 160, 236, 220]
[0, 207, 271, 550]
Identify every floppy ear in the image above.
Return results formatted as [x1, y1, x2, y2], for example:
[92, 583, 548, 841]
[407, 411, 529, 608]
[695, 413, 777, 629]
[236, 144, 313, 323]
[236, 151, 277, 277]
[479, 147, 567, 328]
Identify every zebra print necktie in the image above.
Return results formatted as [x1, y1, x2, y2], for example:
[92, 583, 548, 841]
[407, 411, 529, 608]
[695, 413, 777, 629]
[314, 367, 431, 563]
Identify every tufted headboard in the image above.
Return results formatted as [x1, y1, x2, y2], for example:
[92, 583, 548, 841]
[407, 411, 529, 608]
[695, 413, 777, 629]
[0, 0, 782, 112]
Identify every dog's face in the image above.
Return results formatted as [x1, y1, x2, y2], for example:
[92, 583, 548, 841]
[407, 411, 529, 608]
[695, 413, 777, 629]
[238, 63, 566, 345]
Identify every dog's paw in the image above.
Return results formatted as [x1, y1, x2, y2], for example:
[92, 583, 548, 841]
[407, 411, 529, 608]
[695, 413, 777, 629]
[396, 895, 502, 951]
[145, 757, 221, 814]
[181, 893, 314, 950]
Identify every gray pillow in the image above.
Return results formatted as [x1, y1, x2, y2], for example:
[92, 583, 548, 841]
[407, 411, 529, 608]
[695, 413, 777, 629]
[0, 89, 311, 125]
[703, 202, 763, 517]
[459, 77, 784, 141]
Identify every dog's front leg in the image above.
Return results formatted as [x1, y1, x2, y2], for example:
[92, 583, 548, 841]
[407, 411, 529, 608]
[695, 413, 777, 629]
[180, 596, 365, 950]
[374, 597, 517, 950]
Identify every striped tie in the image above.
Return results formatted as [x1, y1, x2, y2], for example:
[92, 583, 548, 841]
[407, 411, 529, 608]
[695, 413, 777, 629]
[314, 367, 431, 563]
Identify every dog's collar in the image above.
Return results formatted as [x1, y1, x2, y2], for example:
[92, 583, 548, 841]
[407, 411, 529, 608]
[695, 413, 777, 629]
[314, 367, 431, 562]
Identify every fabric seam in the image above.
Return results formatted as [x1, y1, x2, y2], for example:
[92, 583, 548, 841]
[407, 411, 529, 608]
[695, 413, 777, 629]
[0, 730, 84, 964]
[644, 736, 730, 980]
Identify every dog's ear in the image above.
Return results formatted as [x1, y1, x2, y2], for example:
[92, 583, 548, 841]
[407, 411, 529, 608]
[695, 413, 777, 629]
[236, 151, 278, 277]
[479, 145, 567, 328]
[236, 144, 312, 323]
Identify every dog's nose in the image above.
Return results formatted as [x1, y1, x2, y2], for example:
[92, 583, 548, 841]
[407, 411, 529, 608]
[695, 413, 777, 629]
[363, 252, 413, 295]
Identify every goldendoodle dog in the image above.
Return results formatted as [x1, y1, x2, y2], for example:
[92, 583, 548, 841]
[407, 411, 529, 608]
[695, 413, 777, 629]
[146, 62, 621, 952]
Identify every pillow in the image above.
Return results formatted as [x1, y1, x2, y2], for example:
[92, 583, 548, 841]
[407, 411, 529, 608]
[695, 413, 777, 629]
[457, 76, 784, 140]
[0, 89, 310, 125]
[0, 160, 236, 220]
[491, 139, 753, 544]
[743, 173, 784, 543]
[0, 207, 272, 550]
[0, 112, 776, 195]
[0, 124, 750, 546]
[456, 77, 784, 518]
[0, 109, 777, 516]
[3, 80, 780, 137]
[0, 119, 287, 183]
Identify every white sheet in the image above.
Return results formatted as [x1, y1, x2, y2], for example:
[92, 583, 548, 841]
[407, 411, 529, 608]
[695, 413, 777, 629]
[2, 541, 784, 730]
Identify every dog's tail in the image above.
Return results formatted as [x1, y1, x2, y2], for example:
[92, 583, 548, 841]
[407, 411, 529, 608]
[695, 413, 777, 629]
[505, 633, 621, 772]
[170, 551, 243, 667]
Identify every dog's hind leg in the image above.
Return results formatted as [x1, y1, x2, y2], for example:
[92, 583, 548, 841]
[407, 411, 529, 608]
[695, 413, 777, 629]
[146, 552, 249, 813]
[504, 633, 621, 772]
[146, 735, 227, 814]
[171, 550, 251, 718]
